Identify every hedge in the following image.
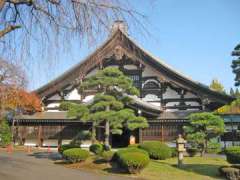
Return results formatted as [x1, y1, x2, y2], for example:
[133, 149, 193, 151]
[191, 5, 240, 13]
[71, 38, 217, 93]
[225, 146, 240, 164]
[119, 152, 150, 174]
[128, 144, 139, 148]
[58, 144, 79, 154]
[139, 141, 172, 160]
[102, 151, 114, 162]
[63, 148, 90, 163]
[114, 147, 148, 161]
[89, 143, 104, 155]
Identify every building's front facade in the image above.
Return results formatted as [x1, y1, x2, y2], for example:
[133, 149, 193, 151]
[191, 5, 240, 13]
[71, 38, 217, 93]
[13, 22, 234, 147]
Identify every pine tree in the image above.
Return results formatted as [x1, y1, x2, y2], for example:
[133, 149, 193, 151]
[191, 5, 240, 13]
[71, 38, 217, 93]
[0, 118, 12, 147]
[230, 88, 235, 97]
[235, 88, 240, 98]
[183, 112, 224, 156]
[209, 79, 225, 93]
[61, 67, 148, 146]
[232, 43, 240, 86]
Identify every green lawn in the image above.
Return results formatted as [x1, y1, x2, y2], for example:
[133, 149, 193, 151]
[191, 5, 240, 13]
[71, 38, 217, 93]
[65, 156, 229, 180]
[139, 157, 229, 180]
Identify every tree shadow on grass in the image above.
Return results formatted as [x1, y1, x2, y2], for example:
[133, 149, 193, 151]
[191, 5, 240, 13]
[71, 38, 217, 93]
[28, 152, 62, 161]
[153, 160, 223, 179]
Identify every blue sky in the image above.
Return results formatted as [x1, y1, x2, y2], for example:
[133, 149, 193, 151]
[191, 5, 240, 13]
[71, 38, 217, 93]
[29, 0, 240, 92]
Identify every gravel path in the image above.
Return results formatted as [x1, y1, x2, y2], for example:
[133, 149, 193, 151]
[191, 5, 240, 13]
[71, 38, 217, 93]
[0, 151, 137, 180]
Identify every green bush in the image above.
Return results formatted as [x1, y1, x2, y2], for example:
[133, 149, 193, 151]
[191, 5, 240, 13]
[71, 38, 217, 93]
[102, 151, 114, 162]
[128, 144, 139, 148]
[63, 148, 90, 163]
[89, 143, 104, 155]
[139, 141, 172, 160]
[225, 146, 240, 164]
[187, 147, 199, 157]
[219, 166, 240, 180]
[207, 141, 221, 154]
[114, 147, 148, 161]
[0, 119, 11, 147]
[171, 147, 178, 157]
[118, 152, 150, 174]
[58, 144, 79, 154]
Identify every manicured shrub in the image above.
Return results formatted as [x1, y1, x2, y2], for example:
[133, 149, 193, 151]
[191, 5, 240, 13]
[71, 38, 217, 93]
[0, 119, 11, 147]
[102, 151, 114, 162]
[58, 144, 79, 154]
[114, 147, 148, 161]
[219, 166, 240, 180]
[128, 144, 139, 148]
[139, 141, 172, 160]
[118, 152, 150, 174]
[171, 147, 178, 157]
[89, 143, 104, 155]
[63, 148, 90, 163]
[207, 141, 221, 154]
[187, 147, 199, 157]
[225, 146, 240, 164]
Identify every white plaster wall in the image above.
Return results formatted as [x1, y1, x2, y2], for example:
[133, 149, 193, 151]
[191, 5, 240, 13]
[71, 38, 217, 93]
[142, 94, 160, 101]
[65, 88, 81, 100]
[185, 101, 200, 106]
[82, 95, 94, 103]
[48, 94, 61, 100]
[166, 102, 179, 106]
[163, 87, 180, 99]
[46, 109, 60, 112]
[47, 103, 60, 108]
[124, 64, 138, 70]
[148, 102, 161, 107]
[166, 109, 178, 112]
[184, 92, 197, 98]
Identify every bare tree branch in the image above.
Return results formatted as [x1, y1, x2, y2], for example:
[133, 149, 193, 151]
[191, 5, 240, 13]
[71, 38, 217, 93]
[0, 25, 21, 38]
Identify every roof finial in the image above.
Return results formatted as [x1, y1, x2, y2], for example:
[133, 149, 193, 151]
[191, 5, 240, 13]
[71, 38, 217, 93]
[110, 20, 128, 35]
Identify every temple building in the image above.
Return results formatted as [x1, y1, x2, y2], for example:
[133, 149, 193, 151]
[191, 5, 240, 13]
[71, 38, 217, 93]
[13, 21, 234, 147]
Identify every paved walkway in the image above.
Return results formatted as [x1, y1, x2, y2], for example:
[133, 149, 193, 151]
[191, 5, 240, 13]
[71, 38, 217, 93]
[0, 151, 136, 180]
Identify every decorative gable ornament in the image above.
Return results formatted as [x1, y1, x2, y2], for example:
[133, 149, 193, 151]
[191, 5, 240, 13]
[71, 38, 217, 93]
[114, 45, 124, 60]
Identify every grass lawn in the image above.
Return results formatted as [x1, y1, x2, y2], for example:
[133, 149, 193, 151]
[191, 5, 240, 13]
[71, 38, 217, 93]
[63, 156, 229, 180]
[140, 157, 229, 180]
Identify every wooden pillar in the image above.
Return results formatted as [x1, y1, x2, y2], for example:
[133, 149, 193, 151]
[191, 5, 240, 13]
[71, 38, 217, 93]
[58, 125, 62, 146]
[38, 126, 43, 147]
[161, 123, 164, 142]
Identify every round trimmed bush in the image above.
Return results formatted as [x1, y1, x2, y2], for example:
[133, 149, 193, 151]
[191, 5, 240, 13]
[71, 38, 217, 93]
[139, 141, 172, 160]
[225, 146, 240, 164]
[128, 144, 139, 148]
[63, 148, 90, 163]
[114, 147, 148, 161]
[102, 151, 114, 162]
[89, 143, 104, 155]
[58, 144, 79, 154]
[119, 152, 150, 174]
